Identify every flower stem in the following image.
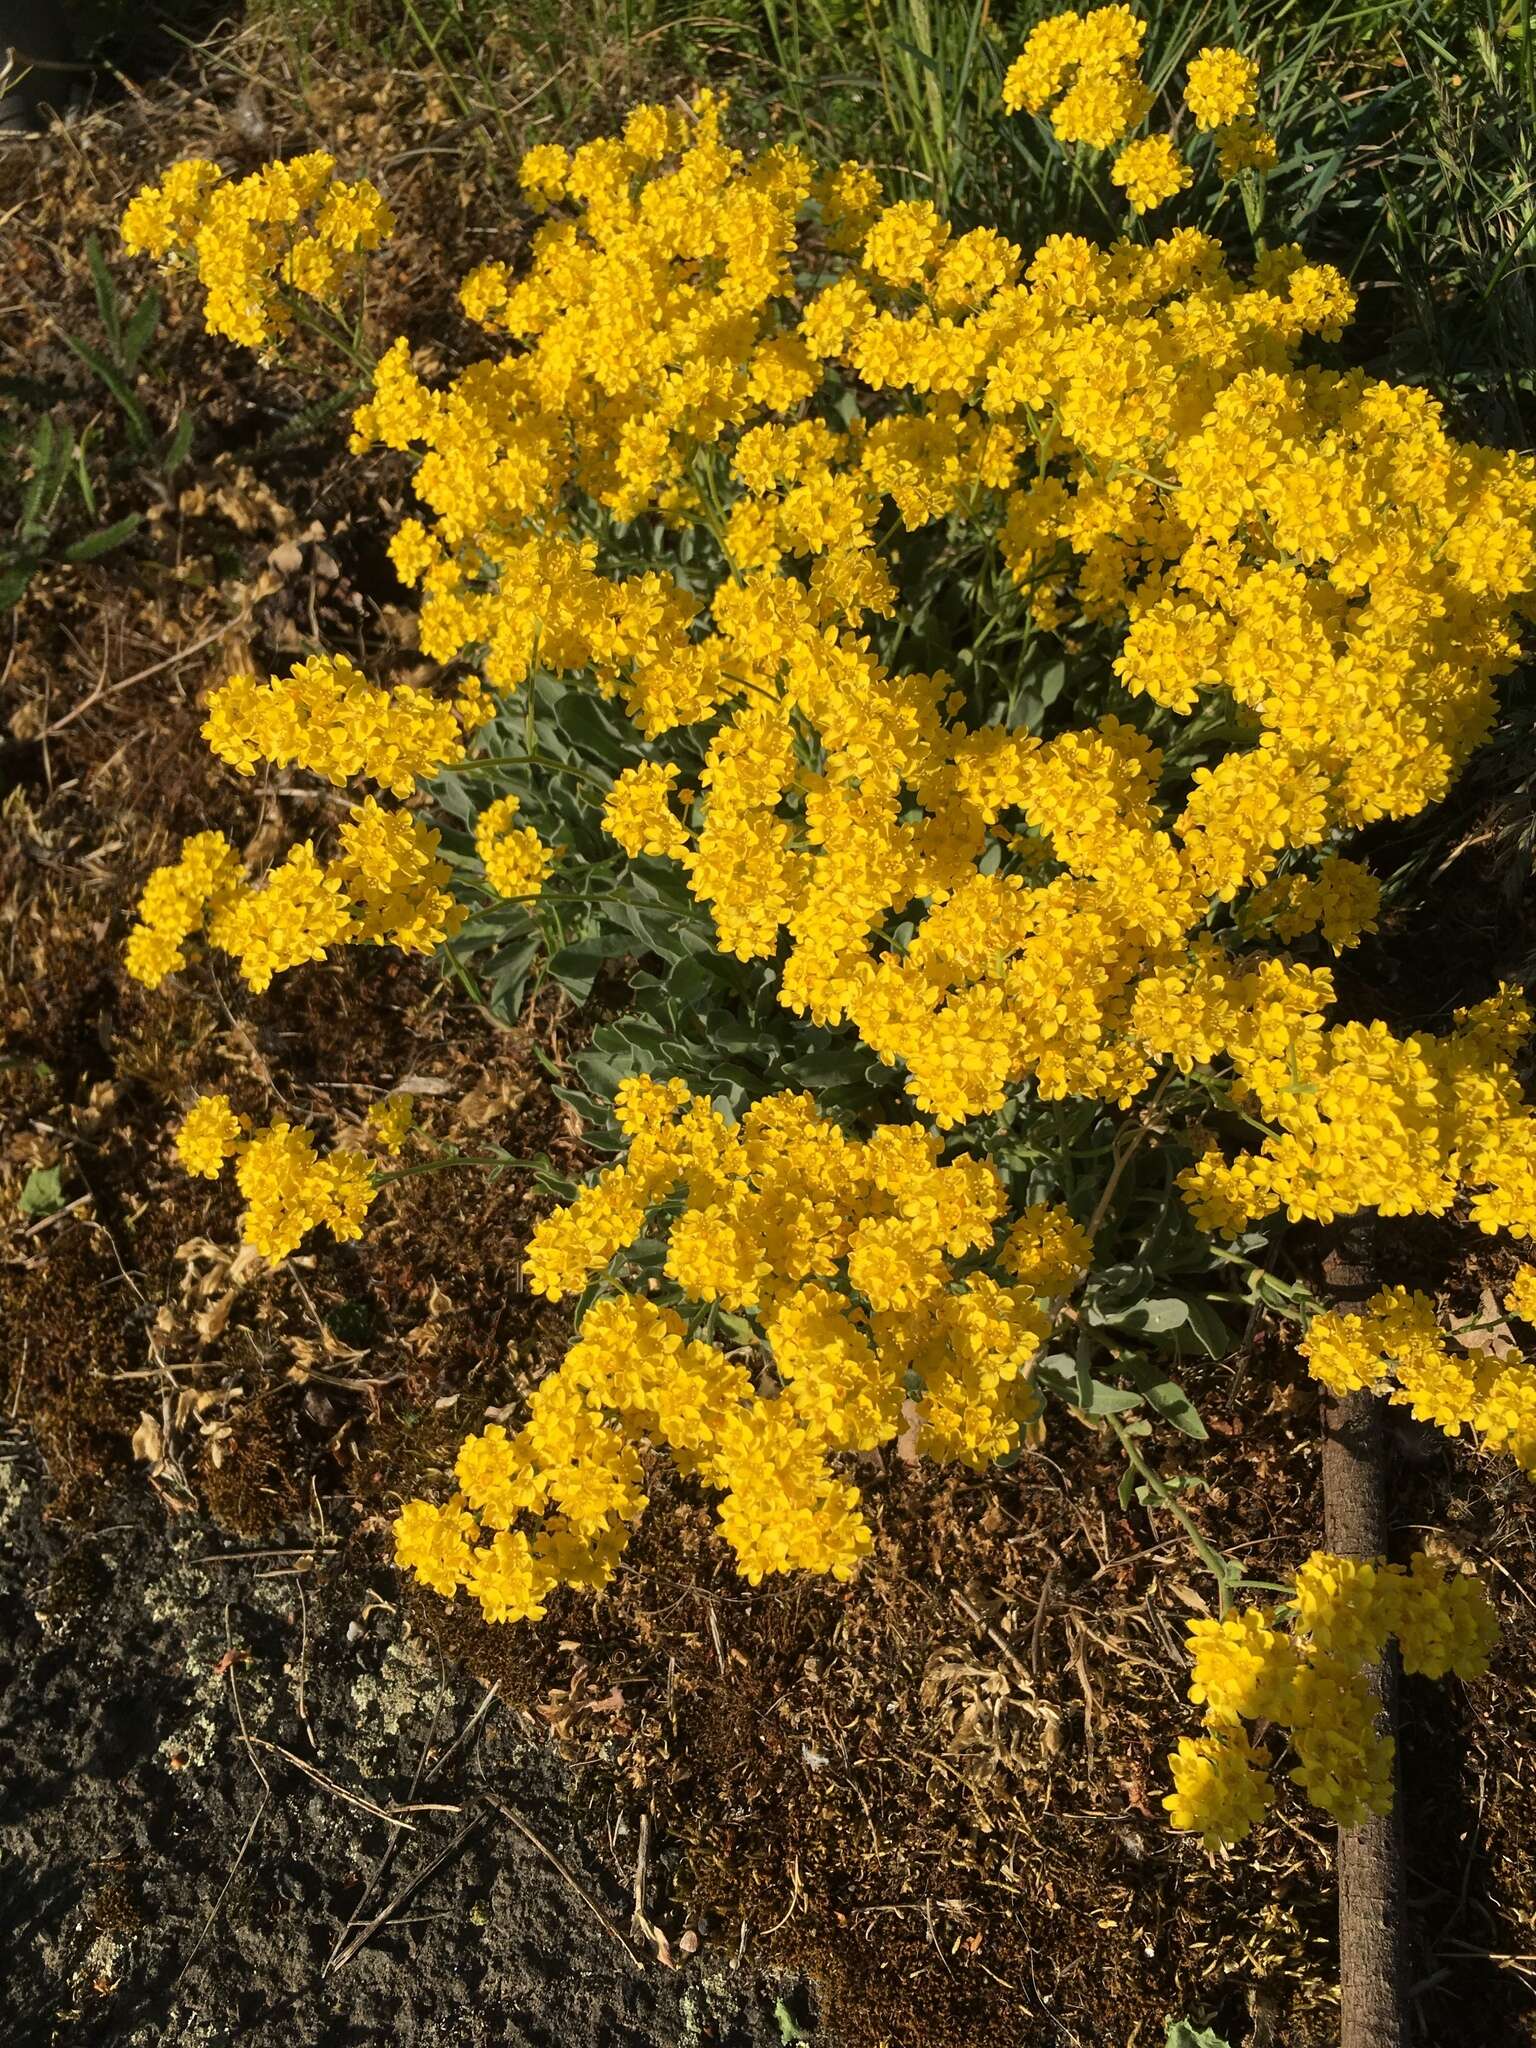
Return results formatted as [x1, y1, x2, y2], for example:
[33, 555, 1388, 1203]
[374, 1150, 551, 1186]
[1106, 1411, 1242, 1615]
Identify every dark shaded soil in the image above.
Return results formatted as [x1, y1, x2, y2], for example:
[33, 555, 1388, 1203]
[3, 16, 1536, 2048]
[0, 1449, 800, 2048]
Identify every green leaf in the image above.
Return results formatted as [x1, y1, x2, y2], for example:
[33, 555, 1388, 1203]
[0, 557, 38, 610]
[785, 1045, 866, 1087]
[1181, 1296, 1233, 1361]
[73, 426, 98, 518]
[547, 931, 634, 1004]
[652, 955, 716, 1007]
[486, 935, 541, 1023]
[1122, 1359, 1208, 1440]
[62, 513, 141, 564]
[1106, 1296, 1189, 1337]
[553, 690, 630, 768]
[58, 328, 152, 452]
[1165, 2023, 1233, 2048]
[120, 289, 162, 375]
[86, 234, 122, 357]
[160, 408, 195, 475]
[28, 412, 55, 474]
[20, 416, 72, 539]
[1033, 1354, 1144, 1417]
[19, 1164, 65, 1219]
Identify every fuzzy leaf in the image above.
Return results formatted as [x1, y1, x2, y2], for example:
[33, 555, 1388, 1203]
[19, 1164, 65, 1218]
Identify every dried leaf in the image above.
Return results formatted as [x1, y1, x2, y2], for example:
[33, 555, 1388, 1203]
[131, 1411, 164, 1468]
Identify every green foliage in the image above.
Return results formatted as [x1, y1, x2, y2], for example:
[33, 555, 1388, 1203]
[1165, 2020, 1234, 2048]
[1, 235, 193, 612]
[18, 1165, 66, 1219]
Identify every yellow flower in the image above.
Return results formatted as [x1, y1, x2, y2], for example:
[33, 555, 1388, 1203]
[182, 1115, 380, 1262]
[603, 762, 691, 860]
[175, 1094, 245, 1179]
[1110, 135, 1193, 213]
[1505, 1265, 1536, 1324]
[1185, 46, 1259, 131]
[1164, 1730, 1274, 1850]
[475, 794, 557, 902]
[366, 1093, 415, 1154]
[120, 153, 393, 351]
[1215, 117, 1277, 178]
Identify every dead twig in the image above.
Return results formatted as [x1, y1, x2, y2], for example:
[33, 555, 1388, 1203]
[630, 1812, 674, 1967]
[952, 1586, 1032, 1689]
[326, 1814, 484, 1975]
[172, 1789, 271, 1988]
[247, 1737, 419, 1831]
[421, 1682, 500, 1788]
[485, 1794, 646, 1971]
[326, 1678, 447, 1972]
[41, 608, 253, 738]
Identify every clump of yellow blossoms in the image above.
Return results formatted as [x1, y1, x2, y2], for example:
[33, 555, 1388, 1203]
[125, 806, 466, 994]
[474, 795, 557, 901]
[1166, 1551, 1498, 1849]
[1301, 1286, 1536, 1476]
[203, 654, 465, 798]
[1183, 45, 1260, 131]
[123, 33, 1536, 1842]
[173, 1093, 380, 1261]
[122, 829, 243, 988]
[121, 152, 393, 349]
[1506, 1266, 1536, 1324]
[1003, 9, 1274, 204]
[395, 1076, 1092, 1617]
[366, 1092, 416, 1154]
[1001, 5, 1151, 151]
[1110, 134, 1193, 214]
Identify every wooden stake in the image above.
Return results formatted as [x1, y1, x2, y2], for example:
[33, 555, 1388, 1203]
[1321, 1240, 1407, 2048]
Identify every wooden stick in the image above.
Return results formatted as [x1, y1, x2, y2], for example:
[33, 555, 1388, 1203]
[1321, 1237, 1407, 2048]
[485, 1794, 646, 1970]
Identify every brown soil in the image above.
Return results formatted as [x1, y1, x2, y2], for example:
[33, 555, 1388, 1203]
[3, 19, 1536, 2048]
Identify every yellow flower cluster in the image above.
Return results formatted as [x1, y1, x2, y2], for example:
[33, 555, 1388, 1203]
[121, 151, 393, 349]
[1171, 982, 1536, 1244]
[1301, 1285, 1536, 1476]
[1003, 9, 1274, 202]
[279, 91, 1536, 1171]
[1001, 5, 1151, 151]
[1183, 45, 1260, 130]
[602, 761, 691, 860]
[395, 1077, 1092, 1617]
[125, 77, 1536, 1718]
[122, 829, 244, 988]
[203, 654, 466, 798]
[1166, 1551, 1498, 1848]
[173, 1093, 378, 1261]
[474, 795, 557, 901]
[1110, 134, 1194, 214]
[366, 1092, 416, 1154]
[125, 804, 465, 994]
[1507, 1266, 1536, 1324]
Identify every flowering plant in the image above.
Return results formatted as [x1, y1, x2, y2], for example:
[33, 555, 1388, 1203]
[119, 7, 1536, 1852]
